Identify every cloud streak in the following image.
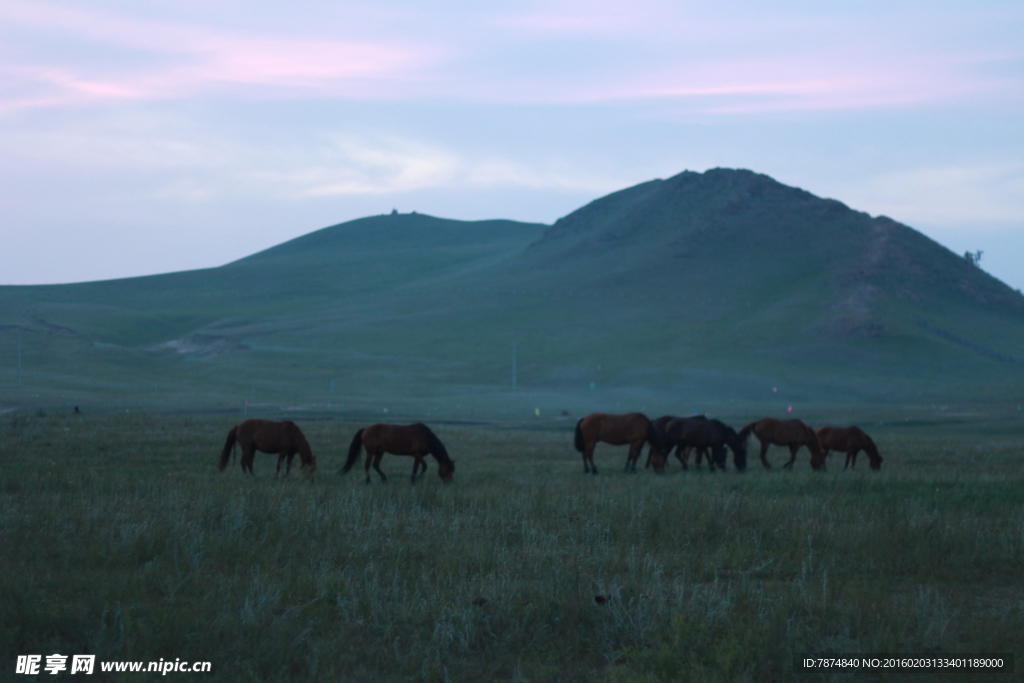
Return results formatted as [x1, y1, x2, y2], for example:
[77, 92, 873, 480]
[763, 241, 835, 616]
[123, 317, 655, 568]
[0, 2, 445, 110]
[3, 1, 1019, 115]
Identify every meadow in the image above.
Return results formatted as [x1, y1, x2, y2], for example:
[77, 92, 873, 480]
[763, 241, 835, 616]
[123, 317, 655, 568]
[2, 407, 1023, 682]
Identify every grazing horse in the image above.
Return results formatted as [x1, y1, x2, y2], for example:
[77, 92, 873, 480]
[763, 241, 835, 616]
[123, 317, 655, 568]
[218, 419, 317, 481]
[664, 417, 748, 472]
[739, 418, 824, 471]
[816, 426, 882, 470]
[341, 423, 455, 484]
[646, 415, 708, 469]
[574, 412, 667, 474]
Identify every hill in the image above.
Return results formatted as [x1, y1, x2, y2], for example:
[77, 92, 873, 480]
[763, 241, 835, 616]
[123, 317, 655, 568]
[2, 169, 1023, 414]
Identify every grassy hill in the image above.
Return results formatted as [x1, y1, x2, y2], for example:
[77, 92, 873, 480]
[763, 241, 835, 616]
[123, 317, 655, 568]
[2, 169, 1023, 415]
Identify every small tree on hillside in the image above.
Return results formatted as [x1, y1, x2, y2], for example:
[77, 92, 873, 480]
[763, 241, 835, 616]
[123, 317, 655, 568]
[964, 249, 983, 267]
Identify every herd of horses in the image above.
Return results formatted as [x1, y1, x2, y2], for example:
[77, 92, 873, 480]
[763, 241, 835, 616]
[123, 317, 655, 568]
[574, 412, 882, 475]
[217, 411, 881, 484]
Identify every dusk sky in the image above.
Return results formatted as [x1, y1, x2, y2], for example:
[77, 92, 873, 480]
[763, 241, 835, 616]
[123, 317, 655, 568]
[2, 0, 1022, 289]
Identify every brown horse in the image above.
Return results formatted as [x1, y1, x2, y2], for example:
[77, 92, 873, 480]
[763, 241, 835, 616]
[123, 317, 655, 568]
[574, 412, 667, 474]
[218, 419, 317, 481]
[341, 423, 455, 484]
[816, 426, 882, 470]
[663, 416, 748, 472]
[739, 418, 824, 471]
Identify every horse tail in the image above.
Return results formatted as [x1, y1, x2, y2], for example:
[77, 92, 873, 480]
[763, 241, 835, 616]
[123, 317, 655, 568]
[218, 426, 237, 472]
[574, 419, 585, 452]
[341, 428, 365, 474]
[738, 421, 756, 440]
[424, 426, 452, 466]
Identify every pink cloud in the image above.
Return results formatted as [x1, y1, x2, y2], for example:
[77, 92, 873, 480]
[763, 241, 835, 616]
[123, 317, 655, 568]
[0, 2, 445, 109]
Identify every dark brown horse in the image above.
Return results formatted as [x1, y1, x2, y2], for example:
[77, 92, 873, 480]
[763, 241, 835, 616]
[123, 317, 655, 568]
[739, 418, 824, 471]
[662, 416, 748, 472]
[646, 415, 708, 469]
[341, 423, 455, 484]
[816, 426, 882, 470]
[574, 412, 667, 474]
[218, 419, 317, 481]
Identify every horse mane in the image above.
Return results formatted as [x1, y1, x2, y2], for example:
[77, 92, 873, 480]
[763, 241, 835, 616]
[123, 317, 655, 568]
[806, 425, 823, 455]
[863, 432, 882, 464]
[341, 428, 365, 474]
[574, 419, 585, 453]
[286, 421, 312, 452]
[645, 419, 667, 454]
[218, 425, 237, 472]
[287, 422, 316, 472]
[420, 424, 453, 467]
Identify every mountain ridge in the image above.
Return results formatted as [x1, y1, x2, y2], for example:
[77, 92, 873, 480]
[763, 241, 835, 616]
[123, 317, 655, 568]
[1, 168, 1022, 410]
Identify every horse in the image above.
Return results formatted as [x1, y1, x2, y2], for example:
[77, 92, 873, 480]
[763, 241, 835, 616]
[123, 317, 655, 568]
[574, 412, 667, 474]
[218, 419, 317, 481]
[738, 417, 825, 471]
[663, 416, 748, 472]
[650, 414, 718, 469]
[816, 425, 882, 470]
[646, 415, 707, 469]
[341, 423, 455, 484]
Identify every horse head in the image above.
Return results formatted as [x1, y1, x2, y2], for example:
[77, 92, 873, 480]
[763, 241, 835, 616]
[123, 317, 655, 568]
[439, 458, 455, 483]
[302, 454, 317, 482]
[648, 444, 669, 474]
[807, 428, 827, 471]
[868, 448, 883, 471]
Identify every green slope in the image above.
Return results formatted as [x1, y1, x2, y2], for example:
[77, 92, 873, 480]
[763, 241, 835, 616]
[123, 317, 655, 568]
[2, 170, 1023, 413]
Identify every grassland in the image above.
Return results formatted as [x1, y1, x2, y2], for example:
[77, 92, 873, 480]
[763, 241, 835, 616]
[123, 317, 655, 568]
[5, 170, 1024, 417]
[2, 408, 1023, 681]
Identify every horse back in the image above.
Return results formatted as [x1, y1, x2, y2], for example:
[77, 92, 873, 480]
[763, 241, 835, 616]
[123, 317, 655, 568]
[366, 422, 432, 455]
[586, 412, 651, 445]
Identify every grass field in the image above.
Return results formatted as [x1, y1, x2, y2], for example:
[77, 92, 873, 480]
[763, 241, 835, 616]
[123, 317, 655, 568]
[2, 408, 1023, 681]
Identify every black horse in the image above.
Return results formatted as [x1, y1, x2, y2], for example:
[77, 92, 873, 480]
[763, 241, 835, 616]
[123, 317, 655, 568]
[662, 416, 747, 472]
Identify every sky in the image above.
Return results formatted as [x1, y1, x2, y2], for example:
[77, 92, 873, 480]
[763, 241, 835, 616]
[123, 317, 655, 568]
[2, 0, 1023, 289]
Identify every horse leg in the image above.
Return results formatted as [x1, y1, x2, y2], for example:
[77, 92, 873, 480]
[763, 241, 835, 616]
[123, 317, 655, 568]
[711, 444, 726, 471]
[846, 449, 858, 469]
[243, 446, 255, 475]
[675, 445, 687, 470]
[275, 454, 283, 479]
[629, 442, 643, 473]
[372, 450, 388, 483]
[586, 445, 598, 475]
[759, 439, 771, 469]
[783, 444, 799, 470]
[363, 451, 374, 484]
[410, 456, 425, 484]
